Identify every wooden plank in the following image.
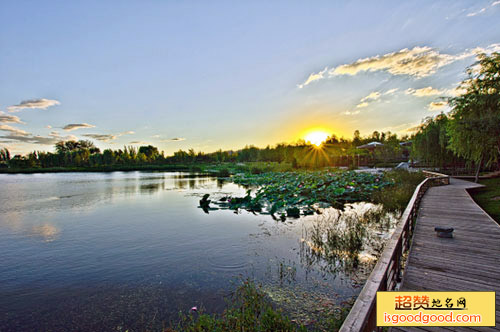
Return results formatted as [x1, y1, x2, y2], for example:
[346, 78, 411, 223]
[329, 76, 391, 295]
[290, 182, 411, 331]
[399, 177, 500, 331]
[341, 176, 500, 332]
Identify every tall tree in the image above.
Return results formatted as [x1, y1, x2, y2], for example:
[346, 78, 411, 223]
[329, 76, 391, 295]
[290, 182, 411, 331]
[447, 52, 500, 182]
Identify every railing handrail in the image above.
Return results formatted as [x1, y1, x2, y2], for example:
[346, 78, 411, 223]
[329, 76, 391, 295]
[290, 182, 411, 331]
[339, 171, 449, 332]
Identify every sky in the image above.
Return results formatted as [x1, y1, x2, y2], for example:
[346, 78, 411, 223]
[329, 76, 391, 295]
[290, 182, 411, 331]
[1, 0, 500, 155]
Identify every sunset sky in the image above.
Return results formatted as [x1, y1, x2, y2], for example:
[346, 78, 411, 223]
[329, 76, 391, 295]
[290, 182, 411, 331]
[1, 1, 499, 155]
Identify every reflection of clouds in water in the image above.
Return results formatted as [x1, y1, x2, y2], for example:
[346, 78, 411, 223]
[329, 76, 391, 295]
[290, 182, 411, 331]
[30, 223, 60, 242]
[0, 211, 60, 242]
[0, 210, 24, 232]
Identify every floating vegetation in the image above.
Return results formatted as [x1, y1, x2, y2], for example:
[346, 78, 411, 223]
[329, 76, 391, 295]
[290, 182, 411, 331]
[199, 170, 394, 218]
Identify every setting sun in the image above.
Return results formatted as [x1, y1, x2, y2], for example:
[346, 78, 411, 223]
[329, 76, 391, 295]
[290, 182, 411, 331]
[304, 131, 329, 147]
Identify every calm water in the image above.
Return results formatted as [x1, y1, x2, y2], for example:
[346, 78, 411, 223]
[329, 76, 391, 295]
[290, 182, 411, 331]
[0, 172, 396, 331]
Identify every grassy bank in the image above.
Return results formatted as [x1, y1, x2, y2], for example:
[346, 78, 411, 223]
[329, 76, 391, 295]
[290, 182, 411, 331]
[0, 162, 295, 175]
[169, 280, 350, 332]
[469, 177, 500, 224]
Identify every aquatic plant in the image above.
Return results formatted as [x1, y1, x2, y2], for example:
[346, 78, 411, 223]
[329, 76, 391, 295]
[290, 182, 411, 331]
[172, 279, 351, 332]
[206, 170, 393, 217]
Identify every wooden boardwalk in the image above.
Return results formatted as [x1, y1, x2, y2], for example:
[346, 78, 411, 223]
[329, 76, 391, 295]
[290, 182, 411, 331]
[393, 178, 500, 332]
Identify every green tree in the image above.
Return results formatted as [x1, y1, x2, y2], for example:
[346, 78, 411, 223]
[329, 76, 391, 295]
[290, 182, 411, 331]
[138, 145, 159, 161]
[447, 52, 500, 182]
[412, 114, 456, 167]
[55, 140, 99, 154]
[0, 148, 10, 162]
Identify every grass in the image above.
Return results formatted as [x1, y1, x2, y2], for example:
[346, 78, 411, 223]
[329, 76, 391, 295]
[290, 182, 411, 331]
[469, 177, 500, 224]
[372, 170, 427, 214]
[169, 279, 351, 332]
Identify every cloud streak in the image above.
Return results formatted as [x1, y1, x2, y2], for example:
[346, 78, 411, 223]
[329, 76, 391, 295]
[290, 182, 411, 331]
[161, 137, 186, 142]
[298, 44, 500, 87]
[0, 111, 25, 124]
[63, 123, 96, 131]
[83, 134, 117, 142]
[405, 87, 443, 97]
[0, 131, 78, 145]
[466, 1, 500, 17]
[361, 91, 381, 102]
[0, 124, 31, 136]
[428, 101, 448, 111]
[82, 130, 134, 142]
[7, 98, 60, 112]
[297, 67, 328, 89]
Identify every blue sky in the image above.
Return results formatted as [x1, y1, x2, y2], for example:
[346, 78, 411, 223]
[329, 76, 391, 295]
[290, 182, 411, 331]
[1, 0, 499, 155]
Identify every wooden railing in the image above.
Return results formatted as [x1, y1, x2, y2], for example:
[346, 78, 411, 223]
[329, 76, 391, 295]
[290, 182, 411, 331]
[339, 171, 449, 332]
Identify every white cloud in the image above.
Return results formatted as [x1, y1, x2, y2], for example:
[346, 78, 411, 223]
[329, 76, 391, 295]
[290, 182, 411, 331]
[298, 67, 328, 88]
[45, 125, 52, 129]
[405, 86, 444, 97]
[384, 88, 399, 95]
[0, 130, 78, 145]
[330, 47, 458, 78]
[49, 131, 78, 140]
[0, 124, 31, 136]
[298, 44, 500, 87]
[466, 1, 500, 16]
[82, 130, 134, 142]
[343, 110, 361, 116]
[129, 141, 148, 144]
[7, 98, 60, 112]
[161, 137, 186, 142]
[62, 123, 96, 131]
[0, 111, 25, 124]
[406, 85, 468, 98]
[361, 91, 381, 102]
[355, 91, 385, 109]
[467, 7, 486, 16]
[83, 134, 117, 142]
[428, 101, 448, 111]
[445, 86, 467, 97]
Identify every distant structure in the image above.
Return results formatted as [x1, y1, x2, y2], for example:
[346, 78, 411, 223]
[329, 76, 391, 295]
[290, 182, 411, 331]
[356, 141, 384, 151]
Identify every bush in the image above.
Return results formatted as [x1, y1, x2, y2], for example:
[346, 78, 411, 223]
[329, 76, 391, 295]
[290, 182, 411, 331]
[217, 168, 231, 177]
[372, 170, 426, 213]
[250, 166, 264, 174]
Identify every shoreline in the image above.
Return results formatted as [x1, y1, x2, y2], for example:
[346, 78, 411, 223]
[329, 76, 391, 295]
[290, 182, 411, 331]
[0, 164, 202, 174]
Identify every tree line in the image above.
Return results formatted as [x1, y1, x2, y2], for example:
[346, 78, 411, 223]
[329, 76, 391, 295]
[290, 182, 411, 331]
[0, 130, 409, 170]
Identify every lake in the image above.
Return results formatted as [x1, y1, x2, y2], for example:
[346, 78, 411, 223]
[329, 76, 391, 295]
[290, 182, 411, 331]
[0, 171, 398, 331]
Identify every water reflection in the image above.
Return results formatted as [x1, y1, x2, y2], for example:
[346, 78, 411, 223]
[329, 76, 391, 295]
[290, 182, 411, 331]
[30, 223, 60, 242]
[0, 172, 399, 331]
[300, 203, 398, 277]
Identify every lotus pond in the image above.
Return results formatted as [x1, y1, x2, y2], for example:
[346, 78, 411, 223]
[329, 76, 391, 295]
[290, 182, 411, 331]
[0, 170, 420, 331]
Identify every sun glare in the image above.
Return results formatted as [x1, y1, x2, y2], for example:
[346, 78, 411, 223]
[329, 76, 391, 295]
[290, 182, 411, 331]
[304, 131, 329, 147]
